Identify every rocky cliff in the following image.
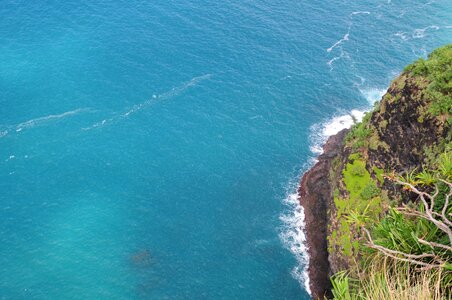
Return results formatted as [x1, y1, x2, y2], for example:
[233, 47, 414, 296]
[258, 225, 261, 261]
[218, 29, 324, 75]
[299, 45, 451, 299]
[298, 130, 348, 299]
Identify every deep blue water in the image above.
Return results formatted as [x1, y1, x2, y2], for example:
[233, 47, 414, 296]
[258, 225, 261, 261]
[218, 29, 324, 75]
[0, 1, 450, 299]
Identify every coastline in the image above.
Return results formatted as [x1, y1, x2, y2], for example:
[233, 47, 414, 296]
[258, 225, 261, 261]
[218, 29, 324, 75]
[298, 129, 349, 299]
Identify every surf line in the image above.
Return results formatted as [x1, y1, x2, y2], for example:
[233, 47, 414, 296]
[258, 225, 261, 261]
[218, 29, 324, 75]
[82, 74, 213, 131]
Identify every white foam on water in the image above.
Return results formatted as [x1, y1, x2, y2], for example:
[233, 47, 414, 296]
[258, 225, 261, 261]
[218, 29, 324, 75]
[0, 130, 8, 138]
[5, 155, 16, 162]
[412, 47, 428, 58]
[327, 11, 371, 54]
[309, 109, 364, 155]
[0, 108, 91, 139]
[351, 11, 370, 15]
[15, 108, 91, 132]
[279, 192, 311, 295]
[83, 74, 212, 131]
[394, 31, 409, 41]
[412, 25, 439, 39]
[327, 33, 349, 53]
[326, 10, 372, 68]
[327, 50, 350, 71]
[359, 87, 386, 105]
[308, 86, 386, 156]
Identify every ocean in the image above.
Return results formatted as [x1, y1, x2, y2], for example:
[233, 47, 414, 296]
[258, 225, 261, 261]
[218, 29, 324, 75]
[0, 1, 450, 299]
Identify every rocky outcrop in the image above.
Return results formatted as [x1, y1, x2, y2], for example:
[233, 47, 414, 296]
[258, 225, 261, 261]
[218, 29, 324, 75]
[298, 47, 451, 299]
[298, 129, 348, 300]
[367, 74, 450, 196]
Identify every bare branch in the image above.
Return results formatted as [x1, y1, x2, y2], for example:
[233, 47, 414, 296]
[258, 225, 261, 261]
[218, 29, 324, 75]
[417, 238, 452, 252]
[362, 228, 445, 270]
[389, 177, 452, 246]
[439, 179, 452, 227]
[361, 176, 451, 274]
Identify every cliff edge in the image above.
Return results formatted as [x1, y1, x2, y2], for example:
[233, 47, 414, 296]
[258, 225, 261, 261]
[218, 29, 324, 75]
[299, 45, 451, 299]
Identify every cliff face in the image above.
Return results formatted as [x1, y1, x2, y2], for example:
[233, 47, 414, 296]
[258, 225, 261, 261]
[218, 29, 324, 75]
[298, 130, 348, 299]
[299, 45, 451, 299]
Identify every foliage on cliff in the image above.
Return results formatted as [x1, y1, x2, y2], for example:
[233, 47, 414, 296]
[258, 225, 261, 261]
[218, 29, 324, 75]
[331, 159, 451, 299]
[404, 44, 452, 117]
[327, 44, 452, 299]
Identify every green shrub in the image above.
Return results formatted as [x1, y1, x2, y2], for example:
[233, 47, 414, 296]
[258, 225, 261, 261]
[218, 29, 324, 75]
[405, 44, 452, 116]
[331, 168, 452, 299]
[360, 182, 380, 200]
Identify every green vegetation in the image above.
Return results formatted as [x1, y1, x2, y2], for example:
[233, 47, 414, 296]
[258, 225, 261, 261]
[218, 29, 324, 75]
[330, 155, 383, 258]
[345, 114, 372, 150]
[405, 44, 452, 116]
[372, 166, 384, 184]
[328, 45, 452, 300]
[330, 152, 452, 299]
[345, 113, 389, 152]
[328, 45, 451, 298]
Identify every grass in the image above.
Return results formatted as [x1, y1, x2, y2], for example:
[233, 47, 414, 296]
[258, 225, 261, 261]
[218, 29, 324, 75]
[330, 256, 448, 300]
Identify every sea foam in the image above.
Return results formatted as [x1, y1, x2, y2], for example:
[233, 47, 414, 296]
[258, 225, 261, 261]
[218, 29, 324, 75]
[0, 108, 91, 138]
[83, 74, 212, 131]
[280, 192, 311, 294]
[310, 87, 385, 155]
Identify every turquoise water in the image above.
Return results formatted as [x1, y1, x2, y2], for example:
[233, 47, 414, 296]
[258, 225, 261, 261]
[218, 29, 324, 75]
[0, 1, 450, 299]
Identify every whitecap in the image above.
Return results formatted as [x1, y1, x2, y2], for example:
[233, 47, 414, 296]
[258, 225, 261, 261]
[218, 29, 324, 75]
[327, 56, 341, 68]
[327, 50, 350, 71]
[309, 111, 364, 156]
[5, 155, 15, 162]
[351, 11, 370, 15]
[309, 87, 385, 155]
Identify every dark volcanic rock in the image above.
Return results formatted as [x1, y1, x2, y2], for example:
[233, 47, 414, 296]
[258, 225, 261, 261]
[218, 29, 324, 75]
[298, 129, 348, 300]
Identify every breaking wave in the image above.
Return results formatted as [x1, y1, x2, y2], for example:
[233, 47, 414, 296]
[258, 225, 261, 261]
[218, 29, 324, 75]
[280, 191, 311, 295]
[310, 88, 385, 155]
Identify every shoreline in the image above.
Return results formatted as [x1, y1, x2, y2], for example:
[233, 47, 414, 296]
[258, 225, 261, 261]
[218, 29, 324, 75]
[298, 129, 349, 299]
